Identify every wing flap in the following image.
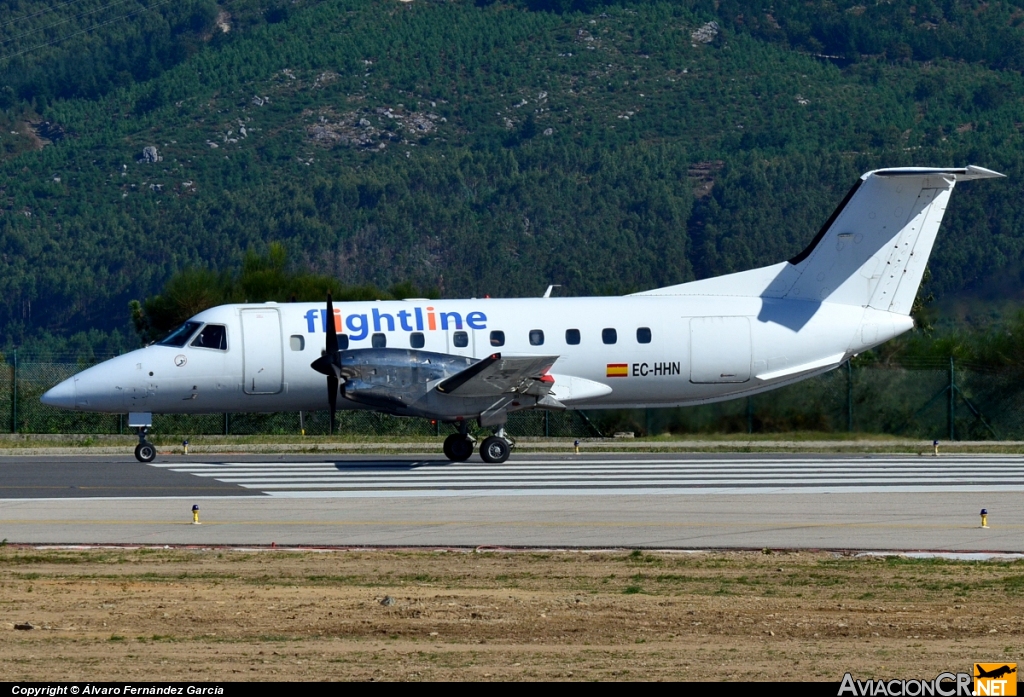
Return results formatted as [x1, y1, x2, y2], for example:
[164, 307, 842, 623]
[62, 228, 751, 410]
[436, 353, 558, 397]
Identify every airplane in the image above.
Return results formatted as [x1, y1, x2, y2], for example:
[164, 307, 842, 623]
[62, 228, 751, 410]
[41, 166, 1003, 464]
[976, 666, 1017, 680]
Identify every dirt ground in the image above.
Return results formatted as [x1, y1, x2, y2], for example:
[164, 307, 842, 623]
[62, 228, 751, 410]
[0, 547, 1021, 681]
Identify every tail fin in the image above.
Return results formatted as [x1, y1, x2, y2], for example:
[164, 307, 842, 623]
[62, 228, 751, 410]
[636, 166, 1003, 311]
[776, 166, 1003, 313]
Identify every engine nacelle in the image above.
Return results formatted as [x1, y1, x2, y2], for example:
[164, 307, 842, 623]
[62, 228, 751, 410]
[339, 348, 474, 412]
[337, 348, 548, 422]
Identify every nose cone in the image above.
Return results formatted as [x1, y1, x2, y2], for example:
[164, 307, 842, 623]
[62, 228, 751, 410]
[42, 353, 142, 412]
[41, 377, 77, 409]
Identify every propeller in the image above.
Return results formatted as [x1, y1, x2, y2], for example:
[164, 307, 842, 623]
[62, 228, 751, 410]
[310, 293, 343, 435]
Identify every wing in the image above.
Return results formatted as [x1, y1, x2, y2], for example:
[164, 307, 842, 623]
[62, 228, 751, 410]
[435, 353, 558, 398]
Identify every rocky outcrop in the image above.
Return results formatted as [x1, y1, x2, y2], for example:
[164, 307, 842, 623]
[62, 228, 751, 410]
[691, 21, 719, 44]
[306, 107, 442, 149]
[139, 146, 161, 163]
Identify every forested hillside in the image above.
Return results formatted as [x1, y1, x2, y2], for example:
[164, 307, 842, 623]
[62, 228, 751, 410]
[2, 0, 1024, 353]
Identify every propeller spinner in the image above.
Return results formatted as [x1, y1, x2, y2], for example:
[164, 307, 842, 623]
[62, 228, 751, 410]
[309, 293, 343, 434]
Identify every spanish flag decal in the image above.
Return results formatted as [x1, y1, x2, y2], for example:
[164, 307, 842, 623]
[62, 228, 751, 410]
[606, 363, 628, 378]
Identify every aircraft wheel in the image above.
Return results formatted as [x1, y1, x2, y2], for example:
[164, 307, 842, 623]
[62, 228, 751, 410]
[442, 434, 457, 460]
[480, 436, 511, 464]
[135, 442, 156, 463]
[443, 434, 474, 462]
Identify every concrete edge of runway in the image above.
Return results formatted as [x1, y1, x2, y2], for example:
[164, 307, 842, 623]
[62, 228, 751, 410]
[7, 484, 1024, 500]
[2, 543, 1023, 559]
[3, 440, 1024, 457]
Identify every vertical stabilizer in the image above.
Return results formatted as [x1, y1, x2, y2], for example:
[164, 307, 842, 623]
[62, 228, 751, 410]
[778, 166, 1003, 314]
[866, 184, 949, 314]
[634, 166, 1002, 307]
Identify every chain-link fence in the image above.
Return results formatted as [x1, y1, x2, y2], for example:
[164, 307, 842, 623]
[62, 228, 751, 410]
[1, 355, 602, 438]
[2, 355, 1020, 440]
[580, 358, 1022, 440]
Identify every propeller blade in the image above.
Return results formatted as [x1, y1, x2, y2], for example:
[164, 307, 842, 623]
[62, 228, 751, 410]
[308, 292, 342, 436]
[310, 292, 345, 379]
[325, 292, 338, 356]
[327, 375, 338, 436]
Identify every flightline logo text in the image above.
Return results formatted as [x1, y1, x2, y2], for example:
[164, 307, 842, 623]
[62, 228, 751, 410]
[303, 307, 487, 341]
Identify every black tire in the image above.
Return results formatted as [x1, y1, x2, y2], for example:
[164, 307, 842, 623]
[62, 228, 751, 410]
[442, 433, 457, 460]
[443, 434, 474, 462]
[480, 436, 511, 464]
[135, 442, 156, 463]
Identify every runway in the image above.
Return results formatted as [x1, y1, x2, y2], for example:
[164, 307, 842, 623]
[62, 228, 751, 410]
[1, 452, 1022, 549]
[150, 453, 1024, 497]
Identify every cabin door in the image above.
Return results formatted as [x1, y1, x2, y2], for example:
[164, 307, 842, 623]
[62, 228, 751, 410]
[689, 317, 752, 383]
[241, 309, 283, 394]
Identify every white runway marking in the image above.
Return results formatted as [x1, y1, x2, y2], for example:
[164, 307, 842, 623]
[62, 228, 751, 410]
[148, 456, 1024, 498]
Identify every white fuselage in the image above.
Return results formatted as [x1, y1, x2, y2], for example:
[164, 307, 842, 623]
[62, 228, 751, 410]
[41, 166, 1002, 432]
[52, 295, 910, 415]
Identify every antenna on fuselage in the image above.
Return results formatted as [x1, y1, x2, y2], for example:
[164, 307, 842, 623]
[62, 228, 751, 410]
[542, 285, 561, 298]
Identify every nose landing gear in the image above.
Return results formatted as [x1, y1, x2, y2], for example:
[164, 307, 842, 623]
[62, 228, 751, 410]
[127, 413, 156, 463]
[134, 426, 156, 463]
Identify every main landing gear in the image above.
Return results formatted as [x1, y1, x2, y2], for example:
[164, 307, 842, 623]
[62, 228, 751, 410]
[480, 431, 512, 464]
[443, 425, 513, 464]
[443, 432, 475, 462]
[134, 426, 156, 463]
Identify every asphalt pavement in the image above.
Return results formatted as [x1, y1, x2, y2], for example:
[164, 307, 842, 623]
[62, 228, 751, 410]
[0, 452, 1020, 550]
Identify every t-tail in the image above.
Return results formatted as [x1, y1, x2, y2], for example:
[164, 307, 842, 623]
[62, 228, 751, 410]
[774, 166, 1004, 313]
[640, 166, 1004, 317]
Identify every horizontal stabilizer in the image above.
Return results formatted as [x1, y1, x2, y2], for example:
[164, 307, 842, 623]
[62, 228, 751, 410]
[869, 166, 1004, 180]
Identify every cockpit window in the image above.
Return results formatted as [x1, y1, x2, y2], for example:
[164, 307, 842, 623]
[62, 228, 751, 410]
[158, 321, 202, 347]
[191, 324, 228, 351]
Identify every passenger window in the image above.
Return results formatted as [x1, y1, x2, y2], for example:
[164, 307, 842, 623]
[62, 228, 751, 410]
[288, 335, 304, 351]
[453, 331, 469, 348]
[637, 327, 652, 344]
[602, 328, 617, 345]
[410, 332, 425, 349]
[529, 329, 544, 346]
[189, 323, 227, 350]
[565, 329, 580, 345]
[338, 334, 350, 350]
[371, 333, 386, 348]
[490, 330, 505, 347]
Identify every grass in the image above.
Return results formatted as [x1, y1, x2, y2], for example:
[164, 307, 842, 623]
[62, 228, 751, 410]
[2, 432, 1024, 454]
[640, 431, 906, 442]
[5, 547, 1024, 671]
